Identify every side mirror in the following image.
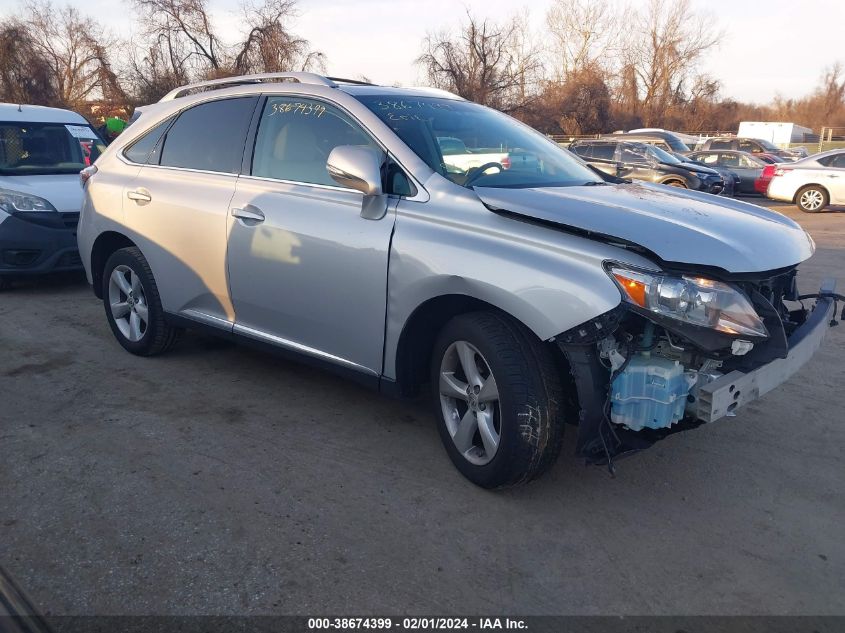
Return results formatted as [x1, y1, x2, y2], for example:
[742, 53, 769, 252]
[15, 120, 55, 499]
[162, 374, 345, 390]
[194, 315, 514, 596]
[327, 145, 385, 196]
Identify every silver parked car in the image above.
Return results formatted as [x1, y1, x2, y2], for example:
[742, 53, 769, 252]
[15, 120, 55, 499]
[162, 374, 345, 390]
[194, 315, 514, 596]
[77, 73, 840, 488]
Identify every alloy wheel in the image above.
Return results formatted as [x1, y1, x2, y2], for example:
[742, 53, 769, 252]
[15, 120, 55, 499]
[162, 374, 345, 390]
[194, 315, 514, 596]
[799, 189, 824, 211]
[438, 341, 501, 466]
[108, 265, 149, 342]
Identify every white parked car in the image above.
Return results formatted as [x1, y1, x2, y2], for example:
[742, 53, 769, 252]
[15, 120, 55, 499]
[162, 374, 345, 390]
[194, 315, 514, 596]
[0, 103, 106, 289]
[767, 149, 845, 212]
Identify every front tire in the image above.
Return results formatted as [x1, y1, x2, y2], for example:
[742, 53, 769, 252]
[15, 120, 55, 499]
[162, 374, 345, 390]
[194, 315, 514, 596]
[102, 247, 178, 356]
[430, 312, 566, 489]
[796, 185, 829, 212]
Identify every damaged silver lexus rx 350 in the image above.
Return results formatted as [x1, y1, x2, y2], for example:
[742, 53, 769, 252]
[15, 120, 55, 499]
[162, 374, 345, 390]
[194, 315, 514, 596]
[77, 73, 841, 488]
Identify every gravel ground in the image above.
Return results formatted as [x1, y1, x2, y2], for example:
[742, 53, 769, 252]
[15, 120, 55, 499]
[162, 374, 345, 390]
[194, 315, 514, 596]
[0, 200, 843, 616]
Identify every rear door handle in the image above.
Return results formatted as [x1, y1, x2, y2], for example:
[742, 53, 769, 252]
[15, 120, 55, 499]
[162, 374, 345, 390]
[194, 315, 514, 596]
[231, 205, 265, 223]
[126, 189, 152, 203]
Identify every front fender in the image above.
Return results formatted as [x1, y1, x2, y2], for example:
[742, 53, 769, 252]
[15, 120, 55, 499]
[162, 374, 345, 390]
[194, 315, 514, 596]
[382, 196, 656, 380]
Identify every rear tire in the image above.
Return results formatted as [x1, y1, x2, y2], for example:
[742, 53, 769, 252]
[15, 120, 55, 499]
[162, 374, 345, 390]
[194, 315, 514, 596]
[430, 311, 566, 489]
[795, 185, 829, 213]
[102, 247, 179, 356]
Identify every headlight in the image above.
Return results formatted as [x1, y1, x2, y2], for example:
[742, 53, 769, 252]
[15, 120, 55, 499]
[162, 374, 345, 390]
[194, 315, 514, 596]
[695, 172, 711, 179]
[0, 187, 57, 213]
[608, 265, 768, 338]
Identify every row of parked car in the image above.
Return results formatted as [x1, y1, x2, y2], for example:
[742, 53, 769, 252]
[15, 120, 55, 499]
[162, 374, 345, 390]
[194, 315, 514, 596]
[567, 130, 845, 212]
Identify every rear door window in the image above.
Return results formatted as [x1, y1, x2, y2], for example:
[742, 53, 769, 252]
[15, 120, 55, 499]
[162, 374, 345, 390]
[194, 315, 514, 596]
[738, 139, 760, 153]
[569, 143, 593, 158]
[720, 153, 741, 168]
[709, 139, 732, 150]
[819, 153, 845, 168]
[159, 97, 257, 173]
[590, 143, 616, 160]
[695, 153, 719, 166]
[619, 143, 648, 164]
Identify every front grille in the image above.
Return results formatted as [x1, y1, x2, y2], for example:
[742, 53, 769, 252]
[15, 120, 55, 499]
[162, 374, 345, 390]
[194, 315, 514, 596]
[60, 212, 79, 229]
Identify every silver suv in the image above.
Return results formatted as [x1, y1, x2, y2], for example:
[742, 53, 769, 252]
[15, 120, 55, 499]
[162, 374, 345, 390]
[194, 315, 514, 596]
[78, 73, 839, 488]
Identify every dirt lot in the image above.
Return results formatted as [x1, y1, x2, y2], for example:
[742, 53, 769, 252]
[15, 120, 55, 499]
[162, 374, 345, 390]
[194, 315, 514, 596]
[1, 201, 843, 616]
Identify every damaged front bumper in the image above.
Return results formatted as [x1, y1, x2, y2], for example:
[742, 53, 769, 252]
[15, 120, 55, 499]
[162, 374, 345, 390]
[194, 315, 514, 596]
[694, 279, 836, 423]
[559, 279, 837, 466]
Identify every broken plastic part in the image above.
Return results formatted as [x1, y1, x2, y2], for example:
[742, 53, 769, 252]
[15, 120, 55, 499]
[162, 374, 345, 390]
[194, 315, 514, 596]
[731, 339, 754, 356]
[610, 353, 697, 431]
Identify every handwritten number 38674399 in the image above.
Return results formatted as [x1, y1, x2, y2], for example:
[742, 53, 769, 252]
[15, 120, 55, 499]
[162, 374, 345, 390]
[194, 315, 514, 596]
[269, 102, 327, 117]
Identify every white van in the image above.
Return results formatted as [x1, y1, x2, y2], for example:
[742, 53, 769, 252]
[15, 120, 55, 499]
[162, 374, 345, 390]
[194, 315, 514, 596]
[0, 103, 106, 289]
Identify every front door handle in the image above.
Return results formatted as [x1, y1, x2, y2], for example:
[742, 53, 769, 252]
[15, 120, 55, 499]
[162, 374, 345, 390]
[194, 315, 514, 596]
[231, 205, 265, 223]
[126, 189, 151, 203]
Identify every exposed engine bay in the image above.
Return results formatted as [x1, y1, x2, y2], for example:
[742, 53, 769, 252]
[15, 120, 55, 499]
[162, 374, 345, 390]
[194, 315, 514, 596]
[557, 265, 840, 472]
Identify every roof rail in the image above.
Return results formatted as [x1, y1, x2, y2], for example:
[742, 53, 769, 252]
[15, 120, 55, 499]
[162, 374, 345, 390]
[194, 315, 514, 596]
[159, 72, 338, 102]
[326, 76, 374, 86]
[407, 86, 465, 100]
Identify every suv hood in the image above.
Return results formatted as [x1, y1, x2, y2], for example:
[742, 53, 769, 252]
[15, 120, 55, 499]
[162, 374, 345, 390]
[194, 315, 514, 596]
[677, 161, 718, 175]
[475, 182, 814, 273]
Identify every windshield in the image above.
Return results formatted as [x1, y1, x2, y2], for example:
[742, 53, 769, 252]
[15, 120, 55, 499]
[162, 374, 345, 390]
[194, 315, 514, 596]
[665, 137, 691, 152]
[355, 95, 600, 188]
[755, 138, 779, 151]
[646, 144, 682, 164]
[0, 121, 105, 176]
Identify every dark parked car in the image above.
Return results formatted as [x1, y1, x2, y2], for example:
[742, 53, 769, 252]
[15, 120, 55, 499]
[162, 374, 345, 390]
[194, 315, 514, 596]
[669, 151, 738, 197]
[604, 131, 692, 154]
[687, 150, 767, 195]
[695, 137, 804, 161]
[569, 140, 724, 193]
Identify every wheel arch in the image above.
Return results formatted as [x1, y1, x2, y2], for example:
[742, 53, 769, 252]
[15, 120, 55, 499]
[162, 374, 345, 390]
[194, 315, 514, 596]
[391, 293, 572, 398]
[659, 176, 688, 187]
[793, 182, 830, 203]
[90, 231, 138, 299]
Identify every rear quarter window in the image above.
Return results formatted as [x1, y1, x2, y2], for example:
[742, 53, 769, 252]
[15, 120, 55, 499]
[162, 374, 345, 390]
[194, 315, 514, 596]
[123, 116, 174, 165]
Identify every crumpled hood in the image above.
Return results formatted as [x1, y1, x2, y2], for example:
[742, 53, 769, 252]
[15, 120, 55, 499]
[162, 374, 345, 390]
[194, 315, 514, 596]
[0, 174, 83, 213]
[475, 181, 815, 273]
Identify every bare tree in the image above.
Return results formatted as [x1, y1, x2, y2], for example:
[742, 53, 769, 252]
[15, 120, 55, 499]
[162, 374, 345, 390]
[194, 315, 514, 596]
[19, 0, 123, 110]
[546, 0, 620, 80]
[233, 0, 324, 74]
[621, 0, 722, 126]
[128, 0, 323, 101]
[128, 34, 192, 104]
[133, 0, 225, 74]
[0, 20, 59, 105]
[417, 11, 542, 112]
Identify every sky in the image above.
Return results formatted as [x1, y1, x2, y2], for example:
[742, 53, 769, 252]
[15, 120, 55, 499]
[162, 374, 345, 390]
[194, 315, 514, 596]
[57, 0, 845, 104]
